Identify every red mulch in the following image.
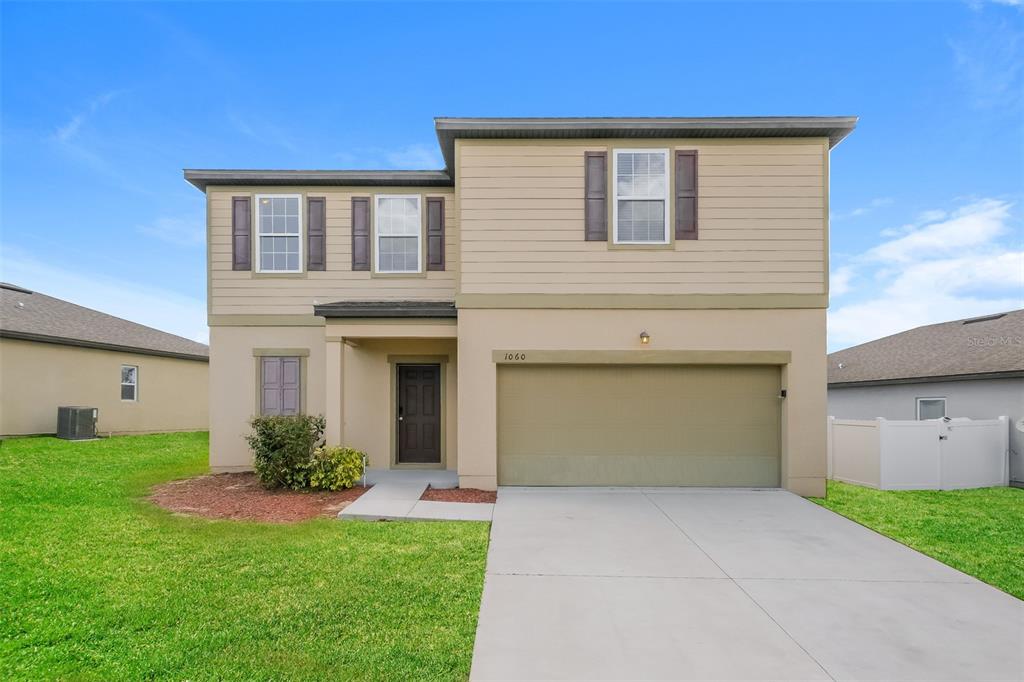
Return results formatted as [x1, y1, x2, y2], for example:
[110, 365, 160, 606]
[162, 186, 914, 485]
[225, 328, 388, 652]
[420, 486, 497, 504]
[149, 472, 371, 523]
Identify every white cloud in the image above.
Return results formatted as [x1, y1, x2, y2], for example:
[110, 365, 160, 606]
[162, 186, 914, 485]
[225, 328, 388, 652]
[831, 197, 894, 222]
[950, 13, 1023, 110]
[52, 91, 123, 143]
[829, 198, 1023, 351]
[227, 111, 298, 153]
[0, 247, 208, 343]
[137, 215, 205, 247]
[384, 143, 443, 169]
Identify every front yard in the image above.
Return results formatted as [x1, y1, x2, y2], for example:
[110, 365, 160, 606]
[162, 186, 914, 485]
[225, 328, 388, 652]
[0, 433, 489, 681]
[814, 480, 1024, 600]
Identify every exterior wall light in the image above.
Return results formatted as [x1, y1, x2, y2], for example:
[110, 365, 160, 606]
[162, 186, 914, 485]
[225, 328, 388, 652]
[640, 331, 650, 345]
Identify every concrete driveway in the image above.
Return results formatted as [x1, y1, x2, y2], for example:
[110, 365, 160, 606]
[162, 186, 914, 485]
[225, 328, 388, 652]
[470, 488, 1024, 681]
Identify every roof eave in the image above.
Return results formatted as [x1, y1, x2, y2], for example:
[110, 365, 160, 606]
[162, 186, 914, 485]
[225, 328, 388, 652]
[0, 329, 209, 362]
[183, 169, 453, 192]
[828, 370, 1024, 388]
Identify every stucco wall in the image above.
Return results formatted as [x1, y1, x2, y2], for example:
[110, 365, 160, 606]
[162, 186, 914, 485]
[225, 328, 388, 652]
[457, 307, 827, 495]
[828, 377, 1024, 483]
[0, 338, 208, 436]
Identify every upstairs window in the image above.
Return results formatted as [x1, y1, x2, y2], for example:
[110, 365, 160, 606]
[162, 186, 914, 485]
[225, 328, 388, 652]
[614, 149, 669, 244]
[121, 365, 138, 401]
[256, 194, 302, 272]
[375, 195, 421, 273]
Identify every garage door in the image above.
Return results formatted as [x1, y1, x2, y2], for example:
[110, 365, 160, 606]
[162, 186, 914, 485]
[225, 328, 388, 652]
[497, 364, 781, 487]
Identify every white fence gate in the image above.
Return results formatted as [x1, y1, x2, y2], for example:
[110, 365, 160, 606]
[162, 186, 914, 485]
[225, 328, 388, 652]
[827, 416, 1010, 490]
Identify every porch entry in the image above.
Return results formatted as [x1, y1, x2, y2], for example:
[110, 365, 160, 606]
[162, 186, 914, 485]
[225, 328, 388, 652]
[396, 364, 442, 464]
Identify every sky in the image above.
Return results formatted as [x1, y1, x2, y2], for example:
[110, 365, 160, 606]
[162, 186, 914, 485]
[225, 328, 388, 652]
[1, 1, 1021, 351]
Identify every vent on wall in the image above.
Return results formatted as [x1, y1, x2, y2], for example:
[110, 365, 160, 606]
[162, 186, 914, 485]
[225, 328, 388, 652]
[57, 406, 98, 440]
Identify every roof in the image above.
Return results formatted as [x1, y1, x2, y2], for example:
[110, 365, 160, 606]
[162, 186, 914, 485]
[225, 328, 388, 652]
[828, 309, 1024, 387]
[314, 300, 457, 319]
[184, 169, 452, 191]
[0, 283, 209, 361]
[434, 116, 857, 170]
[186, 115, 857, 189]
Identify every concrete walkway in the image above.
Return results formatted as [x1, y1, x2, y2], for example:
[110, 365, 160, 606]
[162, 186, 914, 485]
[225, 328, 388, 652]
[338, 469, 493, 522]
[471, 487, 1024, 681]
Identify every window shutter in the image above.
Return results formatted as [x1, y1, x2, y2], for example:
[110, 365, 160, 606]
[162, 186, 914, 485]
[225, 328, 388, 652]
[261, 357, 281, 415]
[426, 196, 445, 271]
[351, 197, 370, 271]
[307, 197, 326, 271]
[675, 150, 698, 240]
[261, 356, 301, 415]
[584, 151, 608, 241]
[231, 196, 251, 270]
[280, 357, 300, 415]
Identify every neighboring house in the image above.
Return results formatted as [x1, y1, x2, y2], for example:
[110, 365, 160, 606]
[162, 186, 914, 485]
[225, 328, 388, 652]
[828, 310, 1024, 485]
[0, 283, 209, 436]
[186, 115, 857, 496]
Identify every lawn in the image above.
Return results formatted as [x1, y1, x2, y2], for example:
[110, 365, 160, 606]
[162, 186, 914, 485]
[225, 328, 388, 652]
[0, 433, 490, 681]
[814, 480, 1024, 600]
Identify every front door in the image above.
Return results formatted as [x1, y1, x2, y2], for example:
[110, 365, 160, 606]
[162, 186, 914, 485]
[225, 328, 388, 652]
[397, 364, 442, 464]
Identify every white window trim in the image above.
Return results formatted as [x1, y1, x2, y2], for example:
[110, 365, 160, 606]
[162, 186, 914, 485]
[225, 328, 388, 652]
[612, 148, 670, 245]
[916, 397, 946, 420]
[374, 194, 423, 274]
[121, 365, 138, 403]
[254, 193, 303, 274]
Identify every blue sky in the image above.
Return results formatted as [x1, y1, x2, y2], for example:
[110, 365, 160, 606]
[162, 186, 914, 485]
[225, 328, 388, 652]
[2, 1, 1021, 351]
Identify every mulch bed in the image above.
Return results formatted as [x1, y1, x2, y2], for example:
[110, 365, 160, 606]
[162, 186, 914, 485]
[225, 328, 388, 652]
[420, 486, 497, 504]
[149, 472, 371, 523]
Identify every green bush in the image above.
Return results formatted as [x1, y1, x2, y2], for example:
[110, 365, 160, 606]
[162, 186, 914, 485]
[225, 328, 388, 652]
[309, 446, 366, 491]
[246, 414, 326, 489]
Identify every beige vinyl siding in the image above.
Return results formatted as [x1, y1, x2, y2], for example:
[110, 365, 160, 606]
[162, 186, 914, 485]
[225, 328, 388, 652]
[458, 139, 826, 296]
[208, 187, 457, 316]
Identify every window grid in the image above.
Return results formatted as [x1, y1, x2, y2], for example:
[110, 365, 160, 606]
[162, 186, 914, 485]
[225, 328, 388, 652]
[375, 195, 421, 273]
[256, 194, 302, 273]
[614, 150, 669, 244]
[121, 365, 138, 402]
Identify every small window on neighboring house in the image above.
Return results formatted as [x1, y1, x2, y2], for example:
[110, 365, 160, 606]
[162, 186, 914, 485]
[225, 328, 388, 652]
[614, 149, 669, 244]
[256, 194, 302, 272]
[917, 397, 946, 420]
[261, 357, 301, 416]
[121, 365, 138, 401]
[375, 195, 422, 273]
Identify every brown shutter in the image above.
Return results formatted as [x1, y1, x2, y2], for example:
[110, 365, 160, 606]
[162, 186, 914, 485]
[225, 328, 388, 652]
[351, 197, 370, 271]
[675, 150, 698, 240]
[426, 196, 445, 271]
[306, 197, 326, 271]
[584, 152, 608, 241]
[231, 196, 251, 270]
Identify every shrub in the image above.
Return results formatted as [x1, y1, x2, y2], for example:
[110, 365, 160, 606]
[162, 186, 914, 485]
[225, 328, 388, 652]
[246, 414, 326, 489]
[309, 446, 366, 491]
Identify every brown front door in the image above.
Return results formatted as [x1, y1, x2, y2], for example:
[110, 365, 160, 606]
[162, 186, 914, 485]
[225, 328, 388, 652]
[397, 364, 442, 464]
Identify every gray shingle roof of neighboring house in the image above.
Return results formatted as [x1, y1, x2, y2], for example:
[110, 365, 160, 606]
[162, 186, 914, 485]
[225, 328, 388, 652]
[828, 309, 1024, 387]
[0, 283, 208, 362]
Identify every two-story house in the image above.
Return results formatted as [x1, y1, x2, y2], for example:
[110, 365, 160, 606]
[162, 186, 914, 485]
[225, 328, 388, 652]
[186, 116, 856, 496]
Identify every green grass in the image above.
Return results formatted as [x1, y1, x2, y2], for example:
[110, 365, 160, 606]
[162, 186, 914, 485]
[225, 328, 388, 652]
[813, 480, 1024, 600]
[0, 433, 490, 681]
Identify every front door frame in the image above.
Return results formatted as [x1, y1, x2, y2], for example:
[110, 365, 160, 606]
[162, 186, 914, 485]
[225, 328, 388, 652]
[388, 354, 448, 469]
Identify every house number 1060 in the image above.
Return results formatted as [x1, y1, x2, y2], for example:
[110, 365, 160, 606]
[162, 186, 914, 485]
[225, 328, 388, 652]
[504, 352, 527, 361]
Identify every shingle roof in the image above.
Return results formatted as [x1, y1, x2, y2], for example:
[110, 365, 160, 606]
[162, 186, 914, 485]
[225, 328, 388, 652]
[828, 310, 1024, 386]
[314, 300, 457, 318]
[0, 283, 208, 361]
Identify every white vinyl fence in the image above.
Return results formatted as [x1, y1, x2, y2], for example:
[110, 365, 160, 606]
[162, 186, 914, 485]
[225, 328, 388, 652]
[827, 416, 1010, 490]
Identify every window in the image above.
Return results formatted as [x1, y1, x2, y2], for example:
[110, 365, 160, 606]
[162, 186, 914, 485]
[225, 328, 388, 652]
[917, 397, 946, 420]
[261, 356, 301, 415]
[375, 195, 422, 273]
[121, 365, 138, 401]
[256, 194, 302, 272]
[614, 149, 669, 244]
